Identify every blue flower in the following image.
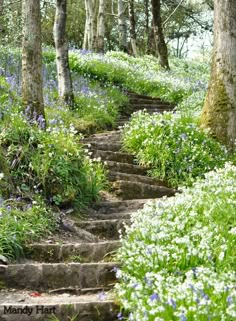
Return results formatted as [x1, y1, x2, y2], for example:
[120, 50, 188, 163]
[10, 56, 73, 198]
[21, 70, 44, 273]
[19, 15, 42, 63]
[98, 292, 106, 301]
[150, 293, 159, 301]
[167, 298, 177, 309]
[227, 296, 233, 305]
[180, 133, 187, 140]
[180, 313, 187, 321]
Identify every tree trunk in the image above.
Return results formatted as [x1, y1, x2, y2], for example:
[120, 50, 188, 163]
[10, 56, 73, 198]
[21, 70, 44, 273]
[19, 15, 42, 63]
[83, 0, 89, 49]
[151, 0, 170, 69]
[200, 0, 236, 147]
[0, 0, 4, 35]
[22, 0, 45, 125]
[129, 0, 137, 56]
[87, 0, 97, 51]
[118, 0, 128, 52]
[145, 0, 150, 53]
[53, 0, 74, 106]
[97, 0, 105, 52]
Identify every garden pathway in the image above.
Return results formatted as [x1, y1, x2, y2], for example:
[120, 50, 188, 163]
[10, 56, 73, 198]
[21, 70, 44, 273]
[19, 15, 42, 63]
[0, 93, 175, 321]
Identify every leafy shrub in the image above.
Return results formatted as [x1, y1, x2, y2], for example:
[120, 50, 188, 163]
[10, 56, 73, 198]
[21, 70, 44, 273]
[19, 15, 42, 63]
[116, 163, 236, 321]
[0, 196, 55, 259]
[122, 111, 230, 186]
[0, 113, 107, 207]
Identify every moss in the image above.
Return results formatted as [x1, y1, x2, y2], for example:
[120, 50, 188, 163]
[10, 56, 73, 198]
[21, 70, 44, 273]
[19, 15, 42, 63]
[0, 147, 12, 198]
[201, 60, 231, 145]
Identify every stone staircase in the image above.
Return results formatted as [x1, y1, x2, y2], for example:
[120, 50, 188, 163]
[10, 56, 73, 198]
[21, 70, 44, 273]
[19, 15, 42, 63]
[0, 92, 175, 321]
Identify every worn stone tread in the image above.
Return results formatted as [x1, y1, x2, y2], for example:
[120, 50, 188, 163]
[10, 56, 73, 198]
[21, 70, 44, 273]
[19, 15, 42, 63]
[129, 98, 174, 105]
[0, 291, 118, 321]
[111, 180, 175, 200]
[130, 103, 174, 109]
[108, 171, 169, 186]
[90, 149, 135, 164]
[25, 241, 121, 263]
[83, 142, 122, 152]
[104, 160, 147, 175]
[75, 218, 130, 239]
[92, 199, 154, 213]
[0, 262, 119, 291]
[92, 211, 135, 220]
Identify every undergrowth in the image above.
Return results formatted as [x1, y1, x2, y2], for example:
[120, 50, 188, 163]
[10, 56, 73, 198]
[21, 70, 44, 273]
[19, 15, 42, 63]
[122, 111, 232, 186]
[116, 163, 236, 321]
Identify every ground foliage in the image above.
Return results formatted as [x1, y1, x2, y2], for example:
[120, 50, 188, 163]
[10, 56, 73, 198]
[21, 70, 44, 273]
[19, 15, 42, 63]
[122, 112, 232, 186]
[116, 164, 236, 321]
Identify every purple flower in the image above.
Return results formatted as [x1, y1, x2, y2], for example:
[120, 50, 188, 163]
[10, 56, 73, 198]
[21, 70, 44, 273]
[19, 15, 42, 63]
[37, 114, 46, 129]
[150, 293, 159, 301]
[117, 312, 123, 320]
[180, 313, 187, 321]
[131, 283, 139, 289]
[98, 292, 106, 301]
[167, 298, 177, 309]
[227, 296, 233, 305]
[144, 276, 152, 286]
[180, 133, 187, 140]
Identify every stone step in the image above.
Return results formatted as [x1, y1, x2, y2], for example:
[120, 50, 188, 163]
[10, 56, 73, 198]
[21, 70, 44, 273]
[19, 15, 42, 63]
[105, 160, 147, 175]
[129, 98, 173, 106]
[92, 199, 153, 214]
[92, 211, 135, 220]
[83, 142, 122, 152]
[90, 149, 135, 164]
[108, 171, 169, 186]
[82, 133, 121, 143]
[130, 104, 174, 111]
[126, 92, 167, 100]
[116, 120, 127, 127]
[74, 218, 130, 240]
[0, 291, 118, 321]
[25, 241, 121, 263]
[111, 180, 175, 200]
[0, 262, 118, 291]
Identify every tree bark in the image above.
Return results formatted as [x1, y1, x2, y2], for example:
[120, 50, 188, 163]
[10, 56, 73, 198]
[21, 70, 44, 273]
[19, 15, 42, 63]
[87, 0, 97, 51]
[200, 0, 236, 147]
[97, 0, 105, 52]
[129, 0, 137, 56]
[0, 0, 4, 35]
[118, 0, 128, 52]
[22, 0, 45, 125]
[145, 0, 150, 52]
[151, 0, 170, 69]
[83, 0, 89, 49]
[53, 0, 74, 106]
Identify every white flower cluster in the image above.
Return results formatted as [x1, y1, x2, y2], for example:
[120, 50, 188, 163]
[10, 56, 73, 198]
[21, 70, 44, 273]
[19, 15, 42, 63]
[116, 163, 236, 320]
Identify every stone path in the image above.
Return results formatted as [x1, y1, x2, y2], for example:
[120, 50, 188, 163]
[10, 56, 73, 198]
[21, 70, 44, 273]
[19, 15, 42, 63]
[0, 92, 175, 321]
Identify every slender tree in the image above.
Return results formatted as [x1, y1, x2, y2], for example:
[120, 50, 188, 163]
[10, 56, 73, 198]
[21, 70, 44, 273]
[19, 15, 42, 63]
[22, 0, 45, 124]
[87, 0, 97, 50]
[83, 0, 89, 49]
[151, 0, 170, 69]
[118, 0, 128, 52]
[0, 0, 4, 35]
[129, 0, 137, 56]
[97, 0, 105, 52]
[201, 0, 236, 147]
[145, 0, 150, 52]
[54, 0, 74, 106]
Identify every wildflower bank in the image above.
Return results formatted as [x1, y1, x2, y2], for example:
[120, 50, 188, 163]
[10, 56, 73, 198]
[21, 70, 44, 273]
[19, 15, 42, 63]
[70, 50, 209, 109]
[122, 111, 230, 186]
[116, 163, 236, 321]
